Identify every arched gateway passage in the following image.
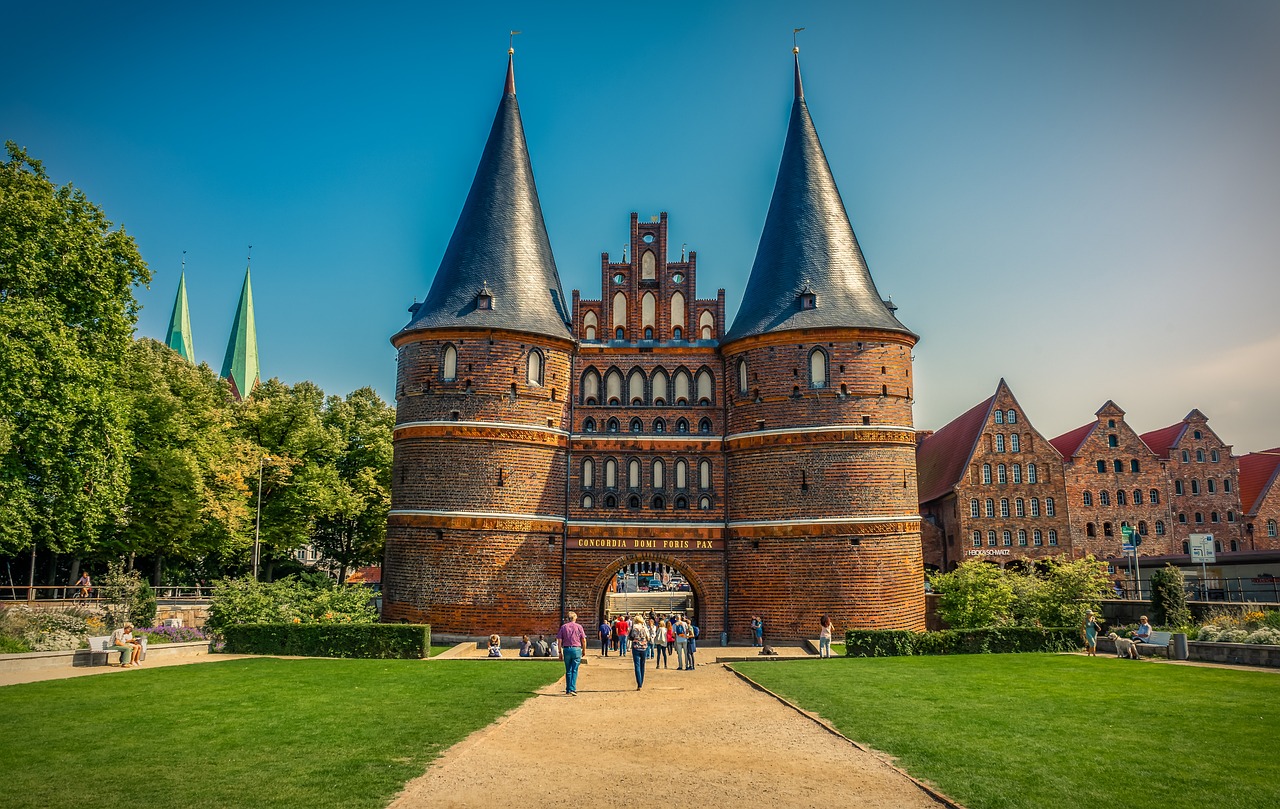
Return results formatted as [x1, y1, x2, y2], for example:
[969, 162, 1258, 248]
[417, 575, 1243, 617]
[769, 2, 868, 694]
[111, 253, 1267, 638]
[588, 554, 706, 628]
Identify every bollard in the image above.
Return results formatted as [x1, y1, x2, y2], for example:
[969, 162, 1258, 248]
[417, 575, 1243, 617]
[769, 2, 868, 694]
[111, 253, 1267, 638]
[720, 631, 727, 647]
[1171, 633, 1189, 660]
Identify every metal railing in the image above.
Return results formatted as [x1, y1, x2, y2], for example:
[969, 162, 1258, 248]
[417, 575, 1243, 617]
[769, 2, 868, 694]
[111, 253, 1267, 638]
[1113, 576, 1280, 604]
[0, 585, 215, 602]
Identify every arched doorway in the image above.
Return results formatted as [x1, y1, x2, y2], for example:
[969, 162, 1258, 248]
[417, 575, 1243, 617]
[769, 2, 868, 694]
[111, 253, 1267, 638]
[590, 554, 703, 628]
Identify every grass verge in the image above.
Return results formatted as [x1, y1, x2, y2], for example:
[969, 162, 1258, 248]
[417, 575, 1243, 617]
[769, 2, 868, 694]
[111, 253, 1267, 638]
[0, 657, 561, 809]
[733, 654, 1280, 809]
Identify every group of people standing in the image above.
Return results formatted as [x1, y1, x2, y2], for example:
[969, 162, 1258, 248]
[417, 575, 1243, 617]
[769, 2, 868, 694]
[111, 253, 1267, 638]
[564, 611, 699, 691]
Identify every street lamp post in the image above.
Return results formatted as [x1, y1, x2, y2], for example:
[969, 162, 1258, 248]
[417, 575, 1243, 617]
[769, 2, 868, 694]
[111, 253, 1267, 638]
[253, 454, 270, 579]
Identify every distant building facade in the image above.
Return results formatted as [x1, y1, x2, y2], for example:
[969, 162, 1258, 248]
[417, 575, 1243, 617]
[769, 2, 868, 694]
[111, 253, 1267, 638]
[917, 380, 1070, 571]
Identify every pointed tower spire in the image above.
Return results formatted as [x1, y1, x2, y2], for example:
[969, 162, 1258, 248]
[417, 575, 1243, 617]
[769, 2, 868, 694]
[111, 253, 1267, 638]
[165, 252, 195, 362]
[724, 47, 914, 343]
[398, 46, 572, 342]
[221, 251, 260, 401]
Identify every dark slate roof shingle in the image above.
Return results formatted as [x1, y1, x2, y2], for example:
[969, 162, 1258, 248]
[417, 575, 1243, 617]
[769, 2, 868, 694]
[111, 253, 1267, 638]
[397, 54, 572, 342]
[724, 53, 914, 343]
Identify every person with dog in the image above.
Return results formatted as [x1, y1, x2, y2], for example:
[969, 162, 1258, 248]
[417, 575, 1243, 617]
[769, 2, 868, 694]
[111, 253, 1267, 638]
[1130, 616, 1153, 644]
[1082, 610, 1101, 656]
[1107, 632, 1140, 659]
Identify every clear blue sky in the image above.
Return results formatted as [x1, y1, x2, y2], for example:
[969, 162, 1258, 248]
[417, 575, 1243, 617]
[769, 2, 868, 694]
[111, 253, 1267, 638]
[6, 1, 1278, 451]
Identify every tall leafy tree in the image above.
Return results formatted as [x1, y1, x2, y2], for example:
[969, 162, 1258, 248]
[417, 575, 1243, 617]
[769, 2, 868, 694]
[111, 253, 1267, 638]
[233, 378, 341, 578]
[309, 387, 394, 583]
[114, 338, 256, 581]
[0, 143, 149, 571]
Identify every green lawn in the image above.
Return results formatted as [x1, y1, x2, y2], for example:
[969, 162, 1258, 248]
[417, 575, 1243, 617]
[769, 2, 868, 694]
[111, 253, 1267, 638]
[0, 657, 561, 809]
[734, 654, 1280, 809]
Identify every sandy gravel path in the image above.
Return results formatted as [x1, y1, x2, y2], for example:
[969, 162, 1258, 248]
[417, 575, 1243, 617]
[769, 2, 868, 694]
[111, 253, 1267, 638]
[389, 649, 944, 808]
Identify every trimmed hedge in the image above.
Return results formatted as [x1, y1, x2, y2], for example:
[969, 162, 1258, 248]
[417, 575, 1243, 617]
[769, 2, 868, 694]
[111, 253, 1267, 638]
[844, 627, 1079, 657]
[221, 623, 431, 659]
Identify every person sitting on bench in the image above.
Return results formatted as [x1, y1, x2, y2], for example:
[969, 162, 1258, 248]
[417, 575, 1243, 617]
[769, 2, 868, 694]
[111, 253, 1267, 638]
[1130, 616, 1153, 644]
[109, 623, 143, 667]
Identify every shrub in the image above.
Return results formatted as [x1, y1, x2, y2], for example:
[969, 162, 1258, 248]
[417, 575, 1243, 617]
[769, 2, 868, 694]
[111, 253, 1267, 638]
[1195, 625, 1221, 641]
[1265, 611, 1280, 630]
[0, 604, 102, 651]
[0, 634, 33, 653]
[930, 562, 1016, 629]
[1244, 627, 1280, 645]
[1219, 628, 1250, 643]
[844, 627, 1078, 657]
[98, 563, 155, 628]
[206, 576, 377, 633]
[221, 623, 430, 659]
[1150, 565, 1192, 628]
[136, 626, 207, 644]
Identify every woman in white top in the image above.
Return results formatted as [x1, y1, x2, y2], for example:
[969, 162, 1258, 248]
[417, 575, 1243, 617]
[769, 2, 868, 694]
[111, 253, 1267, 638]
[652, 619, 670, 669]
[818, 615, 835, 658]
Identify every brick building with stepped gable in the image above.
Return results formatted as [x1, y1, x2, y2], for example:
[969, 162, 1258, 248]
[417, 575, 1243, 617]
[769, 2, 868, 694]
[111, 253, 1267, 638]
[381, 47, 925, 641]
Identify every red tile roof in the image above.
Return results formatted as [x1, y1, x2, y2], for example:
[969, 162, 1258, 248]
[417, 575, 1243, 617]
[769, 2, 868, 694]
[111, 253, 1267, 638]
[916, 393, 995, 503]
[347, 565, 382, 585]
[1140, 422, 1187, 459]
[1049, 422, 1095, 460]
[1239, 449, 1280, 516]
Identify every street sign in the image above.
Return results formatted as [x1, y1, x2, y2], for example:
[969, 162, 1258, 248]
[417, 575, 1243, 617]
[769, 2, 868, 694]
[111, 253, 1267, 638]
[1121, 543, 1136, 554]
[1189, 533, 1216, 564]
[1121, 525, 1133, 538]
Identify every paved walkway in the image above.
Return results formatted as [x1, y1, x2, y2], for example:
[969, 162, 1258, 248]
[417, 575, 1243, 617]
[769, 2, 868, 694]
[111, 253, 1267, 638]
[0, 652, 254, 688]
[388, 646, 948, 809]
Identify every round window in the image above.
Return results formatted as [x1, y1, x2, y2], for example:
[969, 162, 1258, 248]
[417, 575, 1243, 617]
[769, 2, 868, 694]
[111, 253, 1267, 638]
[672, 272, 684, 283]
[643, 233, 655, 243]
[613, 273, 625, 284]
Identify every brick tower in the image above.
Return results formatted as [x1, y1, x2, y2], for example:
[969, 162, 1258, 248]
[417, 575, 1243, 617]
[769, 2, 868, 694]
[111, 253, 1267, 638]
[382, 51, 575, 633]
[720, 49, 925, 637]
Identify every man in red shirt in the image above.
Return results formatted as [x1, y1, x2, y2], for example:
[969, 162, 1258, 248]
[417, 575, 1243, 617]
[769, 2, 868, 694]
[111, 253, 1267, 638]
[617, 615, 630, 655]
[556, 611, 587, 696]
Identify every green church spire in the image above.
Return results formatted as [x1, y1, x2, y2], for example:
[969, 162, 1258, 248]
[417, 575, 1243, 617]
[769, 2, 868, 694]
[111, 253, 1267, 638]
[165, 253, 195, 362]
[221, 255, 260, 401]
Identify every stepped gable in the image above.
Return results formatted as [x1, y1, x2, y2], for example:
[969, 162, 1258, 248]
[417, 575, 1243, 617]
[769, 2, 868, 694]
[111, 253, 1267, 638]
[1240, 448, 1280, 516]
[398, 51, 571, 342]
[724, 49, 913, 343]
[916, 393, 996, 503]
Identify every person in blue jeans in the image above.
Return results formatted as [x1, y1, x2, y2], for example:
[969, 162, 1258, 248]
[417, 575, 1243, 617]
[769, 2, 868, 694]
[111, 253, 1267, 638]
[685, 622, 698, 669]
[557, 612, 587, 696]
[598, 619, 611, 657]
[617, 615, 630, 655]
[629, 620, 649, 689]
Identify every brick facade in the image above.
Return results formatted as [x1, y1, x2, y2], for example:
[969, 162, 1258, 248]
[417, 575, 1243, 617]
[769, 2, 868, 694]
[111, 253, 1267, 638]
[1144, 410, 1245, 553]
[918, 380, 1071, 572]
[1054, 402, 1176, 558]
[384, 212, 926, 640]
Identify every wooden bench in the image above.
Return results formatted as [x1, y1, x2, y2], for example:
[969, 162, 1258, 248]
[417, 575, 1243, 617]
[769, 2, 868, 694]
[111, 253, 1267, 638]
[86, 635, 148, 666]
[1135, 631, 1172, 658]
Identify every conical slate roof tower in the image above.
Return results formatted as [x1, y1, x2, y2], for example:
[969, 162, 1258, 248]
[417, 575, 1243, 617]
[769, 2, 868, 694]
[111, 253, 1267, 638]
[165, 264, 195, 363]
[724, 50, 913, 343]
[384, 50, 575, 634]
[396, 51, 571, 342]
[221, 265, 260, 401]
[722, 48, 925, 636]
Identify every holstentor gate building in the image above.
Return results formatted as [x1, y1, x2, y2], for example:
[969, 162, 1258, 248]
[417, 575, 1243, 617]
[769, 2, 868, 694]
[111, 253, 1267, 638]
[382, 49, 925, 642]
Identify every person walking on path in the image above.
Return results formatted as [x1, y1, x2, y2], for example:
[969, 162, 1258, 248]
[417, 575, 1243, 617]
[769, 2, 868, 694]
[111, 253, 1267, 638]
[685, 620, 699, 669]
[751, 615, 763, 647]
[598, 618, 611, 657]
[1082, 610, 1101, 657]
[557, 612, 587, 696]
[818, 616, 835, 658]
[653, 619, 669, 668]
[629, 617, 650, 689]
[673, 616, 689, 670]
[617, 615, 630, 655]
